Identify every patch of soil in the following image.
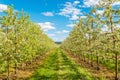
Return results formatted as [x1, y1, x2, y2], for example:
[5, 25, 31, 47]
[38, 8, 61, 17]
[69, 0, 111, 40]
[64, 51, 115, 80]
[0, 51, 52, 80]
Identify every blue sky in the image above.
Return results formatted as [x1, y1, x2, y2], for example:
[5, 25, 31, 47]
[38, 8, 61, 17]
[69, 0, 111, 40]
[0, 0, 119, 42]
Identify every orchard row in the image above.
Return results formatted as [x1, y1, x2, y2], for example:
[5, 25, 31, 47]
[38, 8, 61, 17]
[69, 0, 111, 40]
[0, 6, 56, 80]
[61, 0, 120, 80]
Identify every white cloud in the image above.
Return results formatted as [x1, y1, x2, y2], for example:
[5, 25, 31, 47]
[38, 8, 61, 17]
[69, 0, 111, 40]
[55, 31, 61, 34]
[70, 15, 79, 20]
[54, 36, 67, 42]
[83, 0, 100, 7]
[73, 1, 80, 5]
[111, 1, 120, 6]
[83, 0, 120, 7]
[59, 1, 81, 20]
[62, 30, 69, 33]
[47, 33, 56, 37]
[42, 12, 54, 16]
[116, 24, 120, 28]
[101, 25, 108, 32]
[58, 37, 66, 42]
[0, 4, 8, 12]
[66, 24, 75, 27]
[56, 30, 69, 34]
[38, 22, 56, 31]
[96, 10, 104, 15]
[80, 16, 87, 19]
[101, 24, 120, 32]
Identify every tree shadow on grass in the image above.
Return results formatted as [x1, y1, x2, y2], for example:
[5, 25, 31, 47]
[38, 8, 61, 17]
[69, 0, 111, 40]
[25, 52, 59, 80]
[58, 52, 94, 80]
[25, 50, 96, 80]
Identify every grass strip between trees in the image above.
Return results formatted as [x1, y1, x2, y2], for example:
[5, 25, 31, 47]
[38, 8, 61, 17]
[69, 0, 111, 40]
[26, 49, 101, 80]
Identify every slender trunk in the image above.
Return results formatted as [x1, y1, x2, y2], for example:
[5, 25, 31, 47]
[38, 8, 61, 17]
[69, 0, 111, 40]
[88, 54, 90, 64]
[81, 52, 84, 61]
[30, 59, 33, 68]
[78, 54, 80, 60]
[114, 40, 118, 80]
[88, 33, 91, 64]
[7, 26, 10, 80]
[96, 52, 100, 70]
[112, 24, 118, 80]
[91, 53, 93, 67]
[7, 53, 10, 80]
[110, 15, 118, 80]
[84, 56, 86, 62]
[15, 63, 17, 74]
[14, 25, 18, 75]
[96, 51, 100, 70]
[115, 52, 118, 80]
[90, 19, 93, 67]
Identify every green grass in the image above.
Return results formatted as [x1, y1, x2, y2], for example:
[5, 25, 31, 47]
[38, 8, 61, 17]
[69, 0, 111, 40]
[25, 49, 102, 80]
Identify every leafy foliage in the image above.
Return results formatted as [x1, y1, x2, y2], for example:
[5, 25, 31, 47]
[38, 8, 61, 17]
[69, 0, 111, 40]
[0, 5, 56, 77]
[61, 0, 120, 79]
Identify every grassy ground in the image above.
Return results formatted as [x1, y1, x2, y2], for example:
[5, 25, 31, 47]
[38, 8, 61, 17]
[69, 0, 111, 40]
[26, 49, 99, 80]
[0, 51, 51, 80]
[65, 51, 114, 80]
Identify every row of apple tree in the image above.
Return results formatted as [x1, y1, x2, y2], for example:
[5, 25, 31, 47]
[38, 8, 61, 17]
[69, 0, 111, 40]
[61, 0, 120, 80]
[0, 6, 56, 79]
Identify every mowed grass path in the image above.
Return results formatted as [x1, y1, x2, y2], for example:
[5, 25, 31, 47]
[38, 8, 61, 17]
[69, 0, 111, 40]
[26, 49, 98, 80]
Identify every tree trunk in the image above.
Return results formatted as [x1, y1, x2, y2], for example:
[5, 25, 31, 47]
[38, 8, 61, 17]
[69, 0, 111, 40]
[91, 54, 93, 67]
[7, 54, 10, 80]
[15, 63, 17, 74]
[115, 52, 118, 80]
[96, 51, 100, 70]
